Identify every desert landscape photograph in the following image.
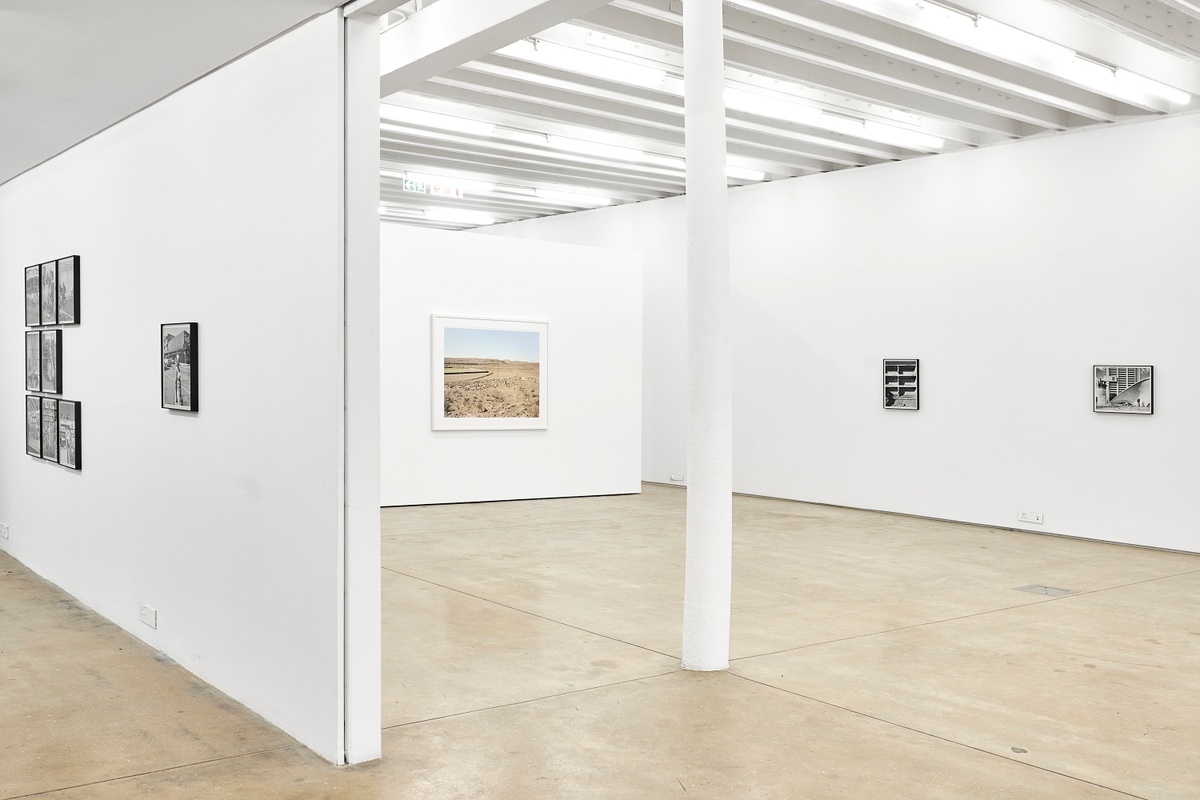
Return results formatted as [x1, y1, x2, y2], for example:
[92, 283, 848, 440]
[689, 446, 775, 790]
[443, 326, 541, 419]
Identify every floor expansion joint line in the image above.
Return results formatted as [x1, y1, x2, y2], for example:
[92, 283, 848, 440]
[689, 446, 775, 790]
[383, 566, 679, 661]
[728, 565, 1200, 663]
[727, 599, 1064, 662]
[3, 744, 298, 800]
[727, 673, 1151, 800]
[384, 669, 684, 731]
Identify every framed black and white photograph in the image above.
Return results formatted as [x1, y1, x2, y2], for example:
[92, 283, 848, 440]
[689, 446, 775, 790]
[162, 323, 198, 412]
[1094, 365, 1152, 414]
[431, 315, 548, 430]
[884, 359, 919, 410]
[26, 331, 41, 392]
[25, 265, 41, 327]
[41, 397, 58, 462]
[40, 329, 61, 395]
[26, 396, 41, 458]
[57, 255, 79, 324]
[58, 400, 81, 470]
[40, 261, 57, 326]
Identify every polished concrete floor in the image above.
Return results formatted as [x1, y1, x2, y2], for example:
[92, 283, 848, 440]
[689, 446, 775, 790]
[4, 484, 1200, 798]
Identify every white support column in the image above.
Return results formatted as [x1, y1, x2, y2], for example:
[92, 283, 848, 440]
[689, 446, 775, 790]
[343, 11, 383, 764]
[682, 0, 732, 671]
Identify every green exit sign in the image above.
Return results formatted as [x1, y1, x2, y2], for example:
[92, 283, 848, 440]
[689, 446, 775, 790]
[402, 178, 427, 194]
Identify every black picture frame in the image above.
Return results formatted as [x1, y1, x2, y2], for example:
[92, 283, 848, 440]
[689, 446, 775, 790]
[40, 329, 61, 395]
[162, 322, 199, 412]
[26, 396, 41, 458]
[25, 265, 41, 327]
[40, 261, 57, 326]
[41, 397, 58, 462]
[26, 331, 41, 392]
[57, 255, 80, 325]
[58, 400, 81, 470]
[1094, 365, 1153, 414]
[884, 359, 919, 410]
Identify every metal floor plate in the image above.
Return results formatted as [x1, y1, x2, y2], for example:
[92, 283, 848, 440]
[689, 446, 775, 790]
[1014, 584, 1078, 597]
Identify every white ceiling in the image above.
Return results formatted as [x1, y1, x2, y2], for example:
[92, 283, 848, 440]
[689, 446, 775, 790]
[379, 0, 1200, 230]
[0, 0, 342, 186]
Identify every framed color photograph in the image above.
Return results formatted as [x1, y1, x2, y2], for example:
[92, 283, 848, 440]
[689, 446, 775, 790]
[41, 398, 58, 462]
[58, 400, 81, 470]
[884, 359, 919, 410]
[40, 261, 57, 326]
[1094, 365, 1152, 414]
[25, 265, 40, 327]
[40, 329, 61, 395]
[162, 323, 198, 412]
[57, 256, 79, 324]
[431, 315, 548, 430]
[26, 396, 41, 458]
[26, 331, 41, 392]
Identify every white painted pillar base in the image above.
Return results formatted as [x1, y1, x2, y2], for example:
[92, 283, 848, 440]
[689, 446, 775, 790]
[681, 0, 732, 672]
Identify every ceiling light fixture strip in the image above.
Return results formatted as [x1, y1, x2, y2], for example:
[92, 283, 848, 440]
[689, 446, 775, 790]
[807, 0, 1191, 108]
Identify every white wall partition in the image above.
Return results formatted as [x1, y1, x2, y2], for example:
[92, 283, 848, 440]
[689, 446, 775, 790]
[488, 112, 1200, 554]
[0, 12, 349, 759]
[380, 223, 643, 506]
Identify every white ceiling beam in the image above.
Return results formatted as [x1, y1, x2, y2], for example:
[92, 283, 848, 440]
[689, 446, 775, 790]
[589, 5, 1055, 138]
[715, 2, 1135, 120]
[343, 0, 405, 18]
[379, 0, 613, 95]
[431, 67, 905, 161]
[914, 0, 1200, 95]
[1049, 0, 1200, 62]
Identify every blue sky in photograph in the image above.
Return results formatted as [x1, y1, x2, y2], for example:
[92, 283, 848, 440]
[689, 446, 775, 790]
[445, 327, 540, 362]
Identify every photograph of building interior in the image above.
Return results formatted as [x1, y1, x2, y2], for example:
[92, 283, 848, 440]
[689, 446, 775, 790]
[2, 1, 1198, 797]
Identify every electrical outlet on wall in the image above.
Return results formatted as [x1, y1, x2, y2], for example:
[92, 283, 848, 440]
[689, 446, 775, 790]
[669, 473, 684, 482]
[0, 522, 9, 540]
[1018, 511, 1044, 524]
[139, 603, 158, 629]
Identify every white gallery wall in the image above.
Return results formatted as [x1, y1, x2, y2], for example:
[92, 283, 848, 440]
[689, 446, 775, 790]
[488, 111, 1200, 554]
[0, 13, 348, 758]
[380, 224, 643, 506]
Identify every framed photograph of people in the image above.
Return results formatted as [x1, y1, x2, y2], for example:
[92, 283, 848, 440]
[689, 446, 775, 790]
[40, 329, 61, 394]
[162, 323, 199, 412]
[25, 265, 41, 327]
[1094, 365, 1152, 414]
[58, 400, 81, 470]
[40, 260, 57, 326]
[26, 331, 41, 392]
[57, 256, 80, 324]
[26, 396, 41, 458]
[431, 315, 548, 430]
[883, 359, 919, 410]
[41, 397, 58, 462]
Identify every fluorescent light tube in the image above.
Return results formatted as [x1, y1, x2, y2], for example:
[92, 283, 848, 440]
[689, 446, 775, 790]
[493, 128, 549, 146]
[497, 38, 666, 88]
[379, 104, 495, 136]
[425, 207, 496, 226]
[726, 165, 766, 181]
[1067, 58, 1191, 107]
[725, 87, 821, 125]
[536, 187, 613, 206]
[546, 135, 645, 162]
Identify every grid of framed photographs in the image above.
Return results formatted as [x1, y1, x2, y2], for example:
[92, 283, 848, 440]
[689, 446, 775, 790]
[26, 256, 79, 327]
[23, 255, 82, 470]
